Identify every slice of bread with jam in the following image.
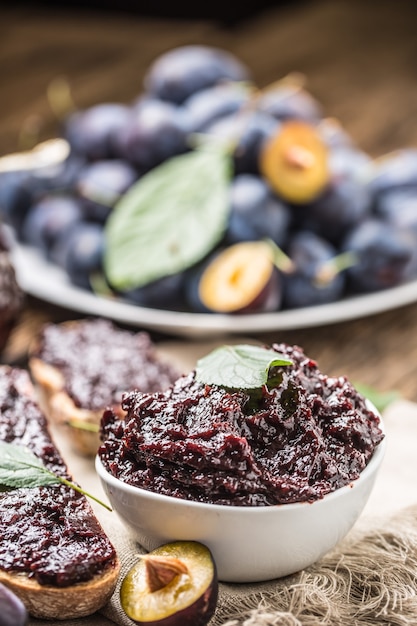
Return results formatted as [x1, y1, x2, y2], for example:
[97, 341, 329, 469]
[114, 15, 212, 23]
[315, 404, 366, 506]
[29, 317, 180, 456]
[0, 365, 120, 619]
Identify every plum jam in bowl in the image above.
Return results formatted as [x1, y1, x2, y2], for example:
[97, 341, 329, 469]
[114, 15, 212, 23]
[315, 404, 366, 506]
[96, 433, 384, 583]
[96, 343, 386, 583]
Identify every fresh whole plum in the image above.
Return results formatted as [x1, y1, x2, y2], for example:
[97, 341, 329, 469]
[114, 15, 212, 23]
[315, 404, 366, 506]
[282, 230, 346, 308]
[0, 153, 84, 237]
[54, 221, 105, 290]
[114, 99, 189, 172]
[76, 159, 138, 222]
[292, 146, 373, 244]
[373, 186, 417, 233]
[226, 174, 291, 248]
[184, 82, 252, 134]
[328, 145, 373, 181]
[64, 102, 132, 161]
[21, 194, 83, 258]
[0, 171, 35, 235]
[143, 45, 250, 105]
[309, 182, 371, 243]
[342, 218, 417, 292]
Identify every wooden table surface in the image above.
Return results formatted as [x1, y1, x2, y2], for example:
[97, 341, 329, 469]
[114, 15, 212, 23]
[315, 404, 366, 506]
[2, 0, 417, 402]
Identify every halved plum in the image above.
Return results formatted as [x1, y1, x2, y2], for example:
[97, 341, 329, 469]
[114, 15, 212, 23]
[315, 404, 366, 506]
[120, 541, 218, 626]
[188, 241, 283, 314]
[260, 120, 329, 204]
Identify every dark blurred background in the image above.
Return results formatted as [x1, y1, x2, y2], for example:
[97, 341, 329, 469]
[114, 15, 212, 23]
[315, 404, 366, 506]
[1, 0, 417, 157]
[5, 0, 299, 25]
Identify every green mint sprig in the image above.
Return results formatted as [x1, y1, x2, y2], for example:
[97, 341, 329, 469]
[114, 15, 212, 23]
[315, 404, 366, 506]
[196, 344, 292, 390]
[0, 441, 111, 511]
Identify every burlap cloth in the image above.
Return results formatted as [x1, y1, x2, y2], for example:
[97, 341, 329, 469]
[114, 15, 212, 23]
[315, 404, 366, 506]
[28, 340, 417, 625]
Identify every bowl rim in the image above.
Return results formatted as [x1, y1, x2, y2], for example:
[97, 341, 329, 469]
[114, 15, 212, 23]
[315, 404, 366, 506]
[96, 405, 386, 514]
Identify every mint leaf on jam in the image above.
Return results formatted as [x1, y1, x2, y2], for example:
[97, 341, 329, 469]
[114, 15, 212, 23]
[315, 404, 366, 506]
[196, 344, 292, 390]
[0, 442, 111, 511]
[104, 145, 232, 290]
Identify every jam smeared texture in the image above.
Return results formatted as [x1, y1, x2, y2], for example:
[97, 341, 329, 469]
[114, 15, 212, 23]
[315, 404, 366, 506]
[33, 318, 179, 411]
[0, 366, 118, 586]
[99, 343, 384, 506]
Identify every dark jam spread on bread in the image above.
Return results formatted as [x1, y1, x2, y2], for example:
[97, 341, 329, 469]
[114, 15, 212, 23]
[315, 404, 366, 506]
[99, 343, 384, 506]
[32, 318, 179, 411]
[0, 367, 117, 586]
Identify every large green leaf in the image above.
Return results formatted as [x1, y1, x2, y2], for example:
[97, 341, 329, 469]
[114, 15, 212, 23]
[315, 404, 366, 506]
[104, 146, 232, 290]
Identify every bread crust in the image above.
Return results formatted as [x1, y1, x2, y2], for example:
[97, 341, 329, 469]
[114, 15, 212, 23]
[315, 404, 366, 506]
[0, 558, 120, 619]
[29, 356, 107, 456]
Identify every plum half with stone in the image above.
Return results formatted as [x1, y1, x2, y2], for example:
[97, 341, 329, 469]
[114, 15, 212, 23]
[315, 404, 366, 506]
[185, 241, 284, 314]
[260, 120, 329, 204]
[120, 541, 218, 626]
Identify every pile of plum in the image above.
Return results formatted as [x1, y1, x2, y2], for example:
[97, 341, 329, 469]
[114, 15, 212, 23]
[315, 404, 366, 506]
[2, 44, 417, 315]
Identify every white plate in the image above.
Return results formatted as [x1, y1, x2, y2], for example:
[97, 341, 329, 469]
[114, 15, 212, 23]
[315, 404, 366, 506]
[12, 244, 417, 338]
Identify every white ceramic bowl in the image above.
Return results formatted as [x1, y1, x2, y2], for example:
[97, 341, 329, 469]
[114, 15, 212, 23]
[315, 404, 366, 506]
[96, 413, 385, 583]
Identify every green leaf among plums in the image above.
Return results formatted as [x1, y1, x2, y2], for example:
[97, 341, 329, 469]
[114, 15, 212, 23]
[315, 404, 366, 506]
[354, 383, 400, 413]
[0, 442, 111, 510]
[104, 145, 232, 290]
[196, 344, 292, 390]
